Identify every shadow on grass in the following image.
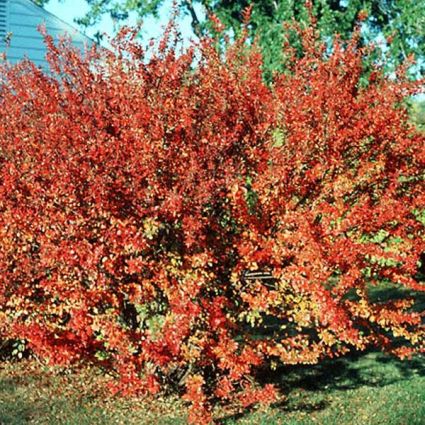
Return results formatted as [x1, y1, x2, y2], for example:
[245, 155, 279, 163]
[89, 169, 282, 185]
[290, 351, 421, 391]
[218, 282, 425, 423]
[218, 350, 425, 424]
[368, 285, 425, 314]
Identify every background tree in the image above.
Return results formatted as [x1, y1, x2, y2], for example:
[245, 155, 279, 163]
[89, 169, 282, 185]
[410, 99, 425, 130]
[34, 0, 425, 77]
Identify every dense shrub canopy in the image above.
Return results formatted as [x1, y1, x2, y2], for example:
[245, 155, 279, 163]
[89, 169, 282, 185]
[0, 18, 424, 424]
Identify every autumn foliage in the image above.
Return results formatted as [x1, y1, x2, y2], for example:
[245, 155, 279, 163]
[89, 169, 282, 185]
[0, 14, 424, 424]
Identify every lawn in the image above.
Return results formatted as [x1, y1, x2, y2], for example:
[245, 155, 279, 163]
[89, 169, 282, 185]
[1, 349, 424, 424]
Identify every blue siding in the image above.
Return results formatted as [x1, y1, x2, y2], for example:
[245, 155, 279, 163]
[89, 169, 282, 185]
[0, 0, 7, 39]
[0, 0, 93, 68]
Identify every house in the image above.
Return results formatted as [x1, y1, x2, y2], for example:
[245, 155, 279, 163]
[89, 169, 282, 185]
[0, 0, 93, 68]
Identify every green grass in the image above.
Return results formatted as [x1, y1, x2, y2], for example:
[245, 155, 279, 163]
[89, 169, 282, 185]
[0, 360, 186, 424]
[221, 351, 425, 425]
[1, 350, 424, 424]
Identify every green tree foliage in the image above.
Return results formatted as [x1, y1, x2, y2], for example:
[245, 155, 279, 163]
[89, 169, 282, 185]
[35, 0, 425, 76]
[410, 99, 425, 130]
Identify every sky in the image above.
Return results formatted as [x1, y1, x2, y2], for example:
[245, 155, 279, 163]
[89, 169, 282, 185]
[43, 0, 200, 46]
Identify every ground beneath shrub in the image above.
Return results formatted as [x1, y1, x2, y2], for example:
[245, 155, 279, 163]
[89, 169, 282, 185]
[0, 351, 424, 424]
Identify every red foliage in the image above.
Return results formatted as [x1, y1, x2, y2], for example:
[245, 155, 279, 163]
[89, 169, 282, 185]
[0, 18, 424, 424]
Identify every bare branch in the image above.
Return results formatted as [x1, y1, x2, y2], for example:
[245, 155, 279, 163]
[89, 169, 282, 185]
[182, 0, 203, 38]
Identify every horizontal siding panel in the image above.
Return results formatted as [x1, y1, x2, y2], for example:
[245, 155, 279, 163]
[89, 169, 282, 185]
[8, 13, 84, 36]
[4, 60, 49, 68]
[9, 32, 86, 47]
[5, 55, 49, 68]
[9, 0, 39, 17]
[3, 0, 95, 67]
[9, 14, 75, 31]
[0, 0, 6, 37]
[9, 1, 91, 41]
[6, 38, 87, 59]
[7, 46, 48, 62]
[9, 22, 89, 44]
[9, 42, 46, 52]
[9, 10, 38, 18]
[8, 43, 86, 57]
[7, 45, 47, 60]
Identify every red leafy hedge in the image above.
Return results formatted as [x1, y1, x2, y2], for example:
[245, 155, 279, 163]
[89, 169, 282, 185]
[0, 17, 424, 424]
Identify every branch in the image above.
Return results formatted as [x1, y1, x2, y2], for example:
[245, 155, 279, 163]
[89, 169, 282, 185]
[199, 0, 213, 16]
[182, 0, 203, 38]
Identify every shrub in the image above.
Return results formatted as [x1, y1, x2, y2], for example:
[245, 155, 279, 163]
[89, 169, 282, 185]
[0, 16, 424, 424]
